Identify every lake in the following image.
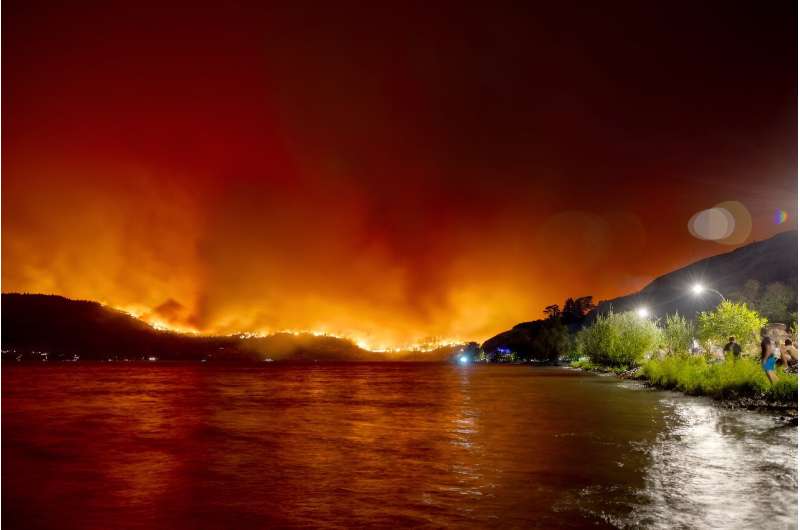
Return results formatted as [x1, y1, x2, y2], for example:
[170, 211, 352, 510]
[3, 363, 796, 529]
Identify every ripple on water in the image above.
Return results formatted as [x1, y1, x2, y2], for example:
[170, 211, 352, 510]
[631, 392, 797, 529]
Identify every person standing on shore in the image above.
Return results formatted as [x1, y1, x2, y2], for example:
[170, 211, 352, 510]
[781, 339, 797, 369]
[722, 336, 741, 360]
[760, 331, 779, 384]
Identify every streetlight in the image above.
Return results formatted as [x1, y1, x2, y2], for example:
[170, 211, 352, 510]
[690, 283, 726, 302]
[636, 307, 650, 319]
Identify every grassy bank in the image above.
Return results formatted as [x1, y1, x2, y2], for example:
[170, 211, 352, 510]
[572, 355, 797, 404]
[570, 358, 630, 375]
[640, 356, 797, 403]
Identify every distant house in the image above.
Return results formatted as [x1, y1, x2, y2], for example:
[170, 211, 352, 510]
[488, 347, 515, 363]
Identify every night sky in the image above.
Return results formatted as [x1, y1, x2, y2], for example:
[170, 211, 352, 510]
[3, 2, 797, 348]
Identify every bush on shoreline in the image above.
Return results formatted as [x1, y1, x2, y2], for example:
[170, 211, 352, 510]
[662, 313, 694, 355]
[575, 311, 662, 368]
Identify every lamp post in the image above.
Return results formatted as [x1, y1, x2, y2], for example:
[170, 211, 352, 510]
[691, 283, 726, 302]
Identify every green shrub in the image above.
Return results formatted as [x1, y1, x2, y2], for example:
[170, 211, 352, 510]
[570, 358, 600, 371]
[577, 311, 662, 368]
[662, 313, 694, 355]
[697, 301, 767, 354]
[641, 356, 798, 402]
[576, 313, 615, 365]
[758, 282, 796, 324]
[564, 333, 584, 361]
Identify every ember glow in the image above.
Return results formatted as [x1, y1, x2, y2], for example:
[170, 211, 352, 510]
[3, 4, 796, 349]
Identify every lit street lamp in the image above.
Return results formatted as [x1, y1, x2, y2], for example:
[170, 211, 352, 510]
[690, 283, 726, 302]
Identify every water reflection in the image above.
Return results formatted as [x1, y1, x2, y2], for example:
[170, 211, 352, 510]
[636, 392, 797, 529]
[3, 364, 796, 529]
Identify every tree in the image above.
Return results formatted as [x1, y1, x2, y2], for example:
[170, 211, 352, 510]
[528, 319, 569, 362]
[561, 295, 595, 324]
[574, 296, 596, 316]
[460, 341, 482, 361]
[662, 313, 694, 355]
[729, 279, 761, 306]
[543, 304, 561, 320]
[562, 298, 577, 319]
[696, 301, 767, 353]
[757, 282, 795, 324]
[728, 279, 796, 324]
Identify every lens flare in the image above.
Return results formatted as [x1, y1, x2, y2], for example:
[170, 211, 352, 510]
[774, 209, 789, 224]
[687, 201, 752, 244]
[713, 201, 752, 245]
[688, 208, 734, 240]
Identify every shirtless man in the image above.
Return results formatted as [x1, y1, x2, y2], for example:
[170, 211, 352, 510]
[781, 339, 798, 369]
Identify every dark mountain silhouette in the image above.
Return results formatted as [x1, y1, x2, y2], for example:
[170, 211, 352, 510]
[483, 230, 798, 355]
[481, 318, 568, 362]
[591, 230, 797, 319]
[1, 293, 463, 362]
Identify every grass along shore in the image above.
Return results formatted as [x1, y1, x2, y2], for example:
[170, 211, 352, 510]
[571, 356, 798, 405]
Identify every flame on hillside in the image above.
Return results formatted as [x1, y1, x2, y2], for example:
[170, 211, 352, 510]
[115, 304, 463, 352]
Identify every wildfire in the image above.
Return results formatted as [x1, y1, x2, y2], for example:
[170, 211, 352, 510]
[115, 304, 200, 335]
[112, 304, 464, 352]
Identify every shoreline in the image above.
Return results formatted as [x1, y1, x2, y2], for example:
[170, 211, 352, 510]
[567, 363, 798, 419]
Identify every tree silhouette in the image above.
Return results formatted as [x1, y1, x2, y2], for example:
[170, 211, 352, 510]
[574, 296, 596, 316]
[561, 296, 595, 324]
[543, 304, 561, 320]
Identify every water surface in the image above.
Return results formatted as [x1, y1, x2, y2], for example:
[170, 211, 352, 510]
[3, 364, 796, 529]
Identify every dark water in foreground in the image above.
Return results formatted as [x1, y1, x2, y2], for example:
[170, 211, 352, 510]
[3, 364, 797, 529]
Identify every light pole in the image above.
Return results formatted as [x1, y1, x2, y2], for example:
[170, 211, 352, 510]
[691, 283, 726, 302]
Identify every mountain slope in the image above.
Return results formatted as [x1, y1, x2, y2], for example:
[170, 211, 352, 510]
[0, 294, 369, 361]
[482, 230, 797, 355]
[0, 293, 464, 362]
[592, 230, 797, 318]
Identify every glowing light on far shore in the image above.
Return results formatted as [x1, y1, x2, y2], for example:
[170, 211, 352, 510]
[458, 355, 469, 364]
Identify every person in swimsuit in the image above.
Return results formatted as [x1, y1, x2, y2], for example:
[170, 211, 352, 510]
[761, 332, 779, 384]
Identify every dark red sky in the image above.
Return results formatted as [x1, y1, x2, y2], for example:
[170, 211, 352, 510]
[3, 2, 797, 348]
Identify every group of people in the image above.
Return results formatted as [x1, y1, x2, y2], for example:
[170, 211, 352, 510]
[722, 333, 797, 384]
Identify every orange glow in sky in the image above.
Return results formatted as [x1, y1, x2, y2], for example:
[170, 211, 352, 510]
[3, 4, 796, 349]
